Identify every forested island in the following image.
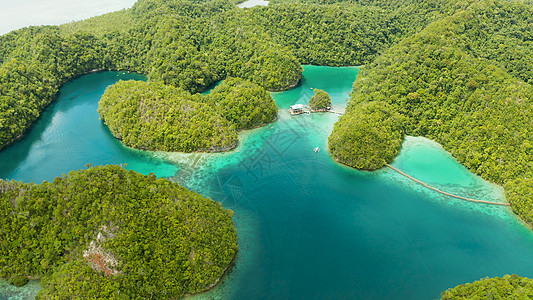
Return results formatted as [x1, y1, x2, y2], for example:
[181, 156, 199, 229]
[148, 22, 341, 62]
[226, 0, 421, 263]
[309, 89, 331, 111]
[98, 77, 277, 152]
[0, 165, 237, 298]
[1, 0, 475, 153]
[1, 0, 532, 296]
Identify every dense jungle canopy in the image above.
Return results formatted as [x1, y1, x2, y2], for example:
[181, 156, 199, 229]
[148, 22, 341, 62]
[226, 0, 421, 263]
[98, 80, 239, 152]
[0, 0, 532, 295]
[441, 274, 533, 299]
[309, 89, 331, 111]
[0, 165, 238, 298]
[328, 0, 533, 227]
[0, 0, 478, 152]
[98, 77, 276, 152]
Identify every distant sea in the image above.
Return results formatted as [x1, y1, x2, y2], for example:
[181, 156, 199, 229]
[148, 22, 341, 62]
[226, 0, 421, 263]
[0, 0, 137, 35]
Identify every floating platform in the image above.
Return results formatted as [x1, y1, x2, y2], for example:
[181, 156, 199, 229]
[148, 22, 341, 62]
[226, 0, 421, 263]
[289, 104, 343, 116]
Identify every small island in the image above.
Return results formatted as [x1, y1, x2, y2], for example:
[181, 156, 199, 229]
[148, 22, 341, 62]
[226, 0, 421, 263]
[328, 101, 404, 170]
[309, 89, 331, 112]
[0, 165, 238, 299]
[98, 77, 277, 152]
[0, 0, 532, 298]
[206, 77, 278, 131]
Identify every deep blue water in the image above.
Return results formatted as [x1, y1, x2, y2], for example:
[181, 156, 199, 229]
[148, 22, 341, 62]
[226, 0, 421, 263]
[1, 67, 533, 300]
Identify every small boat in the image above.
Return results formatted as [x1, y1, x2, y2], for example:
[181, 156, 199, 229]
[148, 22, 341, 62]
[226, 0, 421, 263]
[314, 147, 320, 153]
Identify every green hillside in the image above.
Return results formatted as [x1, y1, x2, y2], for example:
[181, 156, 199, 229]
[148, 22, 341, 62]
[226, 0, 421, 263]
[0, 165, 237, 298]
[0, 0, 468, 151]
[98, 80, 239, 152]
[329, 0, 533, 227]
[441, 274, 533, 299]
[1, 0, 532, 295]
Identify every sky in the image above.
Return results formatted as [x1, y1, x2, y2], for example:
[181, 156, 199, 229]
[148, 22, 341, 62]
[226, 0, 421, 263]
[0, 0, 138, 35]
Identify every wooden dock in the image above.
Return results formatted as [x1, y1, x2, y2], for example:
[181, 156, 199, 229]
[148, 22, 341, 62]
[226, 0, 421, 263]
[326, 110, 344, 116]
[386, 164, 510, 206]
[289, 106, 344, 116]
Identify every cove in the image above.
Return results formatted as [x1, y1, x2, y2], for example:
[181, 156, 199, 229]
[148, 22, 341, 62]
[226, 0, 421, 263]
[1, 66, 533, 299]
[0, 71, 178, 184]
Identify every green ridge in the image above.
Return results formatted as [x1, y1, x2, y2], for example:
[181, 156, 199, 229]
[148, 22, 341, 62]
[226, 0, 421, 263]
[442, 274, 533, 299]
[0, 165, 237, 298]
[329, 1, 533, 226]
[98, 80, 239, 152]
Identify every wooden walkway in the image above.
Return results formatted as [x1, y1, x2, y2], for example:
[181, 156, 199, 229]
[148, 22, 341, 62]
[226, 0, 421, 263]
[327, 110, 344, 116]
[386, 164, 510, 206]
[289, 108, 344, 116]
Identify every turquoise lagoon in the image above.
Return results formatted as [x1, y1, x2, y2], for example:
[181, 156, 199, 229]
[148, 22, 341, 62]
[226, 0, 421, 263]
[1, 66, 533, 299]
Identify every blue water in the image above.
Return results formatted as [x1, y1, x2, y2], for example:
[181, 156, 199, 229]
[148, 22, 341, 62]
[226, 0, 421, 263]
[1, 66, 533, 299]
[0, 71, 178, 184]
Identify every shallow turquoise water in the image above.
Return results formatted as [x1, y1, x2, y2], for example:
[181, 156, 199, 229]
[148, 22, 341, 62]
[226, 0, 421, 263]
[1, 66, 533, 299]
[0, 71, 178, 183]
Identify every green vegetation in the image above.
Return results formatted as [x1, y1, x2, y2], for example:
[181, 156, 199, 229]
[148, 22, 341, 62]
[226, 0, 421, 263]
[98, 80, 239, 152]
[0, 0, 529, 227]
[329, 102, 405, 169]
[0, 165, 238, 298]
[98, 77, 277, 152]
[0, 0, 532, 295]
[0, 0, 475, 152]
[206, 77, 278, 130]
[329, 0, 533, 226]
[0, 1, 298, 151]
[309, 89, 331, 111]
[8, 275, 29, 287]
[59, 10, 135, 37]
[0, 27, 112, 151]
[441, 275, 533, 299]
